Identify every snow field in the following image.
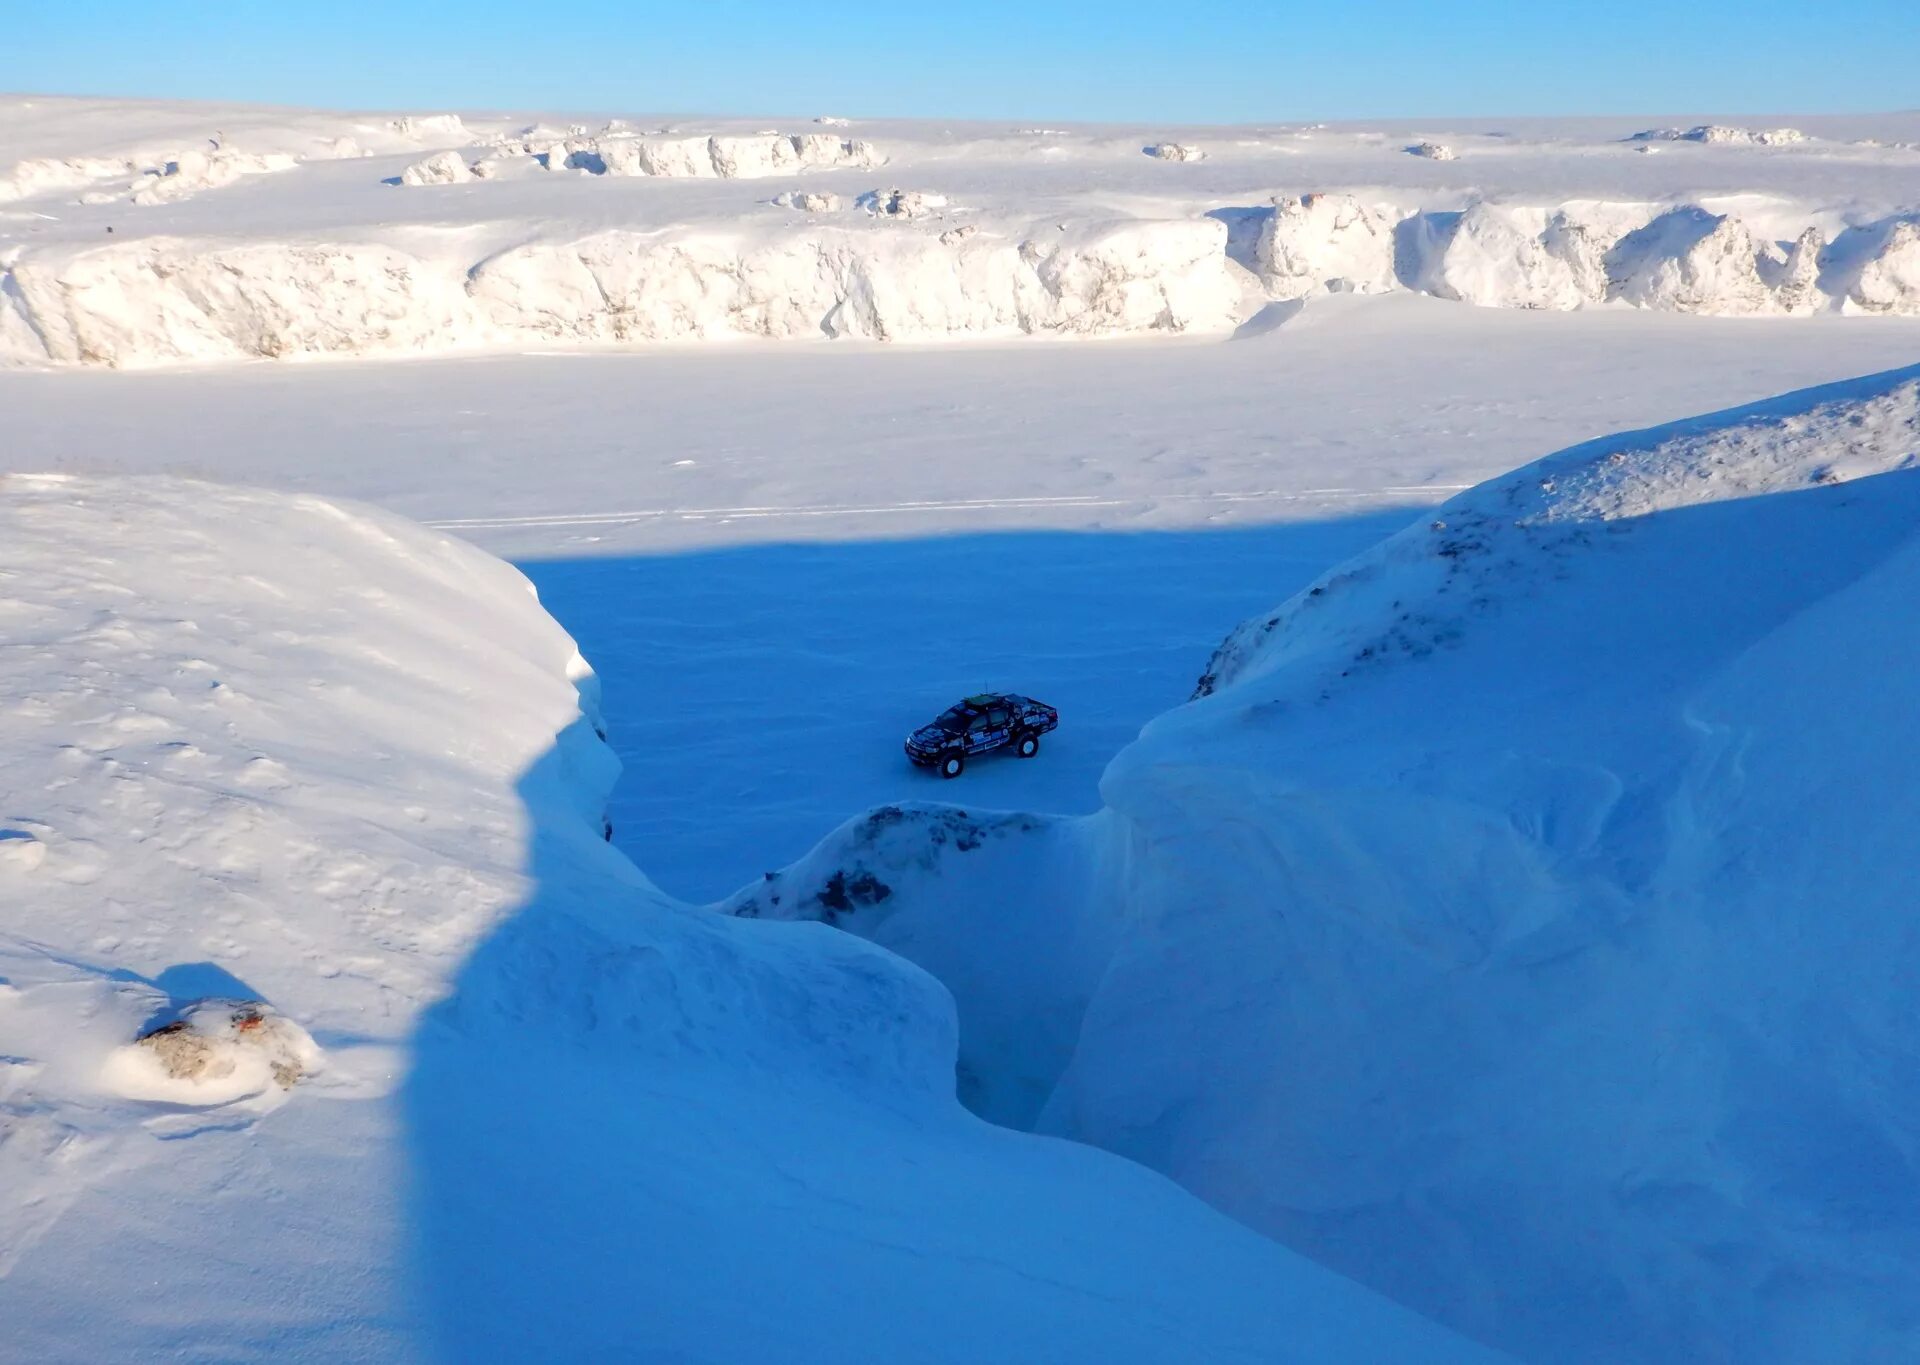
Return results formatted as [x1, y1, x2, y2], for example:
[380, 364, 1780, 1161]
[3, 97, 1920, 367]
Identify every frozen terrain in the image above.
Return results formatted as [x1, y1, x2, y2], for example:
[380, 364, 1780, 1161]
[0, 475, 1502, 1362]
[6, 288, 1920, 899]
[8, 93, 1920, 1363]
[3, 97, 1920, 367]
[727, 366, 1920, 1363]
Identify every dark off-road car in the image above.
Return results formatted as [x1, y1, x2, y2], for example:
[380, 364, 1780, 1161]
[905, 693, 1059, 778]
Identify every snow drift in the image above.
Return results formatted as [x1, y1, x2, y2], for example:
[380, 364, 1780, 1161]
[728, 365, 1920, 1365]
[0, 474, 1496, 1362]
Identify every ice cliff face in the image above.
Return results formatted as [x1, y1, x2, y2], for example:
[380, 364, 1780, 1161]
[530, 131, 881, 178]
[1844, 218, 1920, 314]
[1255, 193, 1398, 298]
[5, 189, 1920, 366]
[1, 218, 1239, 365]
[731, 366, 1920, 1365]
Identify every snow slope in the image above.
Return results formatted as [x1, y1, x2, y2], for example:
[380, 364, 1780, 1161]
[725, 365, 1920, 1364]
[3, 96, 1920, 366]
[0, 474, 1500, 1361]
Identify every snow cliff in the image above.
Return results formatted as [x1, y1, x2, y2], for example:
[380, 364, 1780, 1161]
[1, 217, 1239, 364]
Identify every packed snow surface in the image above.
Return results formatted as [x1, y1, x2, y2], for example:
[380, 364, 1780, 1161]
[726, 366, 1920, 1365]
[4, 97, 1920, 365]
[0, 474, 1503, 1361]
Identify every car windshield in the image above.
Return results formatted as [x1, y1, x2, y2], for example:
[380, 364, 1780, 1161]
[934, 705, 975, 732]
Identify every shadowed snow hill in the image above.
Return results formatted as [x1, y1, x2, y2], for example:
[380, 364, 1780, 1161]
[726, 364, 1920, 1365]
[0, 474, 1498, 1362]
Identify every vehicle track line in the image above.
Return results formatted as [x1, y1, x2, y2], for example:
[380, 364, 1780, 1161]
[426, 485, 1471, 531]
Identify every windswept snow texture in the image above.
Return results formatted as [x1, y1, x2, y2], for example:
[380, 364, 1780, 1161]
[730, 367, 1920, 1365]
[0, 475, 1499, 1363]
[3, 97, 1920, 364]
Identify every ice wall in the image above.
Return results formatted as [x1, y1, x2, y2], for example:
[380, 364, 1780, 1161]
[2, 218, 1240, 365]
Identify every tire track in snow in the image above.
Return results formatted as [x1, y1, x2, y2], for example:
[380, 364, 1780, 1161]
[425, 486, 1471, 532]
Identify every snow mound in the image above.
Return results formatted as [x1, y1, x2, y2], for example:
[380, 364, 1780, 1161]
[1406, 140, 1456, 160]
[0, 155, 138, 204]
[129, 148, 298, 204]
[106, 1000, 320, 1106]
[1144, 142, 1205, 161]
[0, 474, 1500, 1364]
[1605, 206, 1777, 313]
[1841, 217, 1920, 314]
[1414, 202, 1613, 309]
[734, 365, 1920, 1365]
[858, 187, 949, 218]
[1256, 192, 1398, 298]
[771, 189, 840, 212]
[396, 149, 475, 186]
[387, 113, 470, 143]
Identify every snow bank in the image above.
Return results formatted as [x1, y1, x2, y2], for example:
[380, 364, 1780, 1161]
[1605, 206, 1777, 313]
[130, 148, 298, 204]
[857, 186, 949, 218]
[0, 216, 1238, 363]
[538, 131, 881, 178]
[387, 113, 470, 142]
[1414, 202, 1613, 309]
[721, 803, 1100, 1128]
[1144, 142, 1205, 162]
[10, 191, 1920, 367]
[1255, 192, 1398, 298]
[5, 237, 474, 364]
[0, 154, 138, 203]
[1406, 140, 1456, 160]
[1631, 124, 1808, 146]
[0, 474, 1498, 1364]
[772, 189, 840, 212]
[397, 149, 475, 185]
[743, 366, 1920, 1364]
[1841, 217, 1920, 314]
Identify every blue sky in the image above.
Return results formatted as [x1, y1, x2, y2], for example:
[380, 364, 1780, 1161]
[9, 0, 1918, 122]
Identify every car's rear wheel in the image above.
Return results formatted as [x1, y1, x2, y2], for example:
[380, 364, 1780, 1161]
[1015, 732, 1040, 758]
[939, 752, 965, 779]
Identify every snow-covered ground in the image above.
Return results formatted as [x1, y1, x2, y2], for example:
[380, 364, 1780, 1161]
[7, 289, 1920, 898]
[725, 365, 1920, 1364]
[4, 97, 1920, 367]
[8, 94, 1920, 1362]
[0, 475, 1506, 1362]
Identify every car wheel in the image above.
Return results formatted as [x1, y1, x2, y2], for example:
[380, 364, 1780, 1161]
[939, 752, 965, 779]
[1015, 732, 1040, 758]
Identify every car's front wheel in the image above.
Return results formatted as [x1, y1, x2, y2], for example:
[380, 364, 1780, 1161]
[1015, 732, 1040, 758]
[939, 752, 965, 779]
